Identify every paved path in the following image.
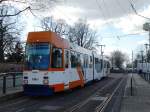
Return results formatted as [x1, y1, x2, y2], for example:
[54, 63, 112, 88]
[0, 75, 22, 97]
[0, 87, 22, 97]
[121, 74, 150, 112]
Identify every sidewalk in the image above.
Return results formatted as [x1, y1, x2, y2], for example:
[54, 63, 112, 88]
[0, 86, 22, 96]
[0, 75, 23, 99]
[0, 87, 22, 102]
[121, 74, 150, 112]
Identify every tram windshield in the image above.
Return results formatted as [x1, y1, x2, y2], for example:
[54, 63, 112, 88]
[25, 43, 50, 70]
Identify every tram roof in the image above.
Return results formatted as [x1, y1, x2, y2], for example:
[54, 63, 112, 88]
[27, 31, 104, 59]
[27, 31, 69, 49]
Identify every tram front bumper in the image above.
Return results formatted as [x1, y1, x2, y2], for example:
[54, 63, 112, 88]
[23, 84, 54, 96]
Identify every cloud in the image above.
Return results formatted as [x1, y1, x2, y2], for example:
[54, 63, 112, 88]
[113, 5, 150, 34]
[61, 0, 150, 20]
[137, 40, 147, 45]
[47, 0, 150, 34]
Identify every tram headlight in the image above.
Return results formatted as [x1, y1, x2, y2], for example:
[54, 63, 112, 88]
[23, 80, 28, 84]
[43, 79, 49, 85]
[43, 76, 49, 85]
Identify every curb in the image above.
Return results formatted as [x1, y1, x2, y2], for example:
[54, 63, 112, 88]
[0, 91, 23, 102]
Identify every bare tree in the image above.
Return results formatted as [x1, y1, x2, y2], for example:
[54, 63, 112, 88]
[146, 50, 150, 62]
[0, 0, 60, 62]
[0, 5, 22, 62]
[6, 41, 24, 63]
[67, 19, 98, 50]
[40, 16, 69, 36]
[41, 18, 98, 50]
[110, 50, 127, 69]
[0, 0, 60, 17]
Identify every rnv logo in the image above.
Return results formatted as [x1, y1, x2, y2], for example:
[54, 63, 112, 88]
[32, 78, 39, 80]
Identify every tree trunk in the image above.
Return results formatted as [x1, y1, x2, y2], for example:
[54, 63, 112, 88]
[0, 43, 4, 62]
[0, 32, 4, 62]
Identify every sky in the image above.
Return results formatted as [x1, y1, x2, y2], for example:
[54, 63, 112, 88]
[22, 0, 150, 59]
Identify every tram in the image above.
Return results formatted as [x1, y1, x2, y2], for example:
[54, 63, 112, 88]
[23, 31, 111, 96]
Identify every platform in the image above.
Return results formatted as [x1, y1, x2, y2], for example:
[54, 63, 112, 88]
[121, 74, 150, 112]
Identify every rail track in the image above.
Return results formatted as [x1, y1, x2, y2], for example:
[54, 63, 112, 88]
[96, 77, 126, 112]
[64, 75, 126, 112]
[0, 74, 126, 112]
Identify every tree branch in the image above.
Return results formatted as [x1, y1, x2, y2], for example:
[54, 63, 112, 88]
[0, 6, 30, 17]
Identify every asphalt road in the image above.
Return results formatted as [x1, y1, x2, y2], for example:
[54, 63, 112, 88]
[0, 73, 127, 112]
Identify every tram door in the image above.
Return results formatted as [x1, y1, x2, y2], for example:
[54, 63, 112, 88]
[83, 54, 88, 82]
[64, 50, 70, 85]
[78, 54, 84, 81]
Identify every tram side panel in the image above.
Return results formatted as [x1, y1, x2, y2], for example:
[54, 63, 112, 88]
[82, 54, 94, 83]
[93, 57, 103, 80]
[103, 60, 110, 77]
[148, 63, 150, 72]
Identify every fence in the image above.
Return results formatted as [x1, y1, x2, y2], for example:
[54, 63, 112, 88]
[140, 73, 150, 82]
[0, 72, 23, 94]
[0, 63, 23, 73]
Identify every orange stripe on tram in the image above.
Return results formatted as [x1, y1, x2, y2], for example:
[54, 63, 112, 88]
[76, 66, 85, 87]
[69, 80, 81, 89]
[69, 66, 85, 89]
[50, 83, 64, 92]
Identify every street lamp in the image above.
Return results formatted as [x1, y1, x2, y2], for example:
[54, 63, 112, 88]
[143, 22, 150, 73]
[97, 44, 105, 76]
[143, 22, 150, 49]
[97, 44, 105, 55]
[144, 43, 149, 72]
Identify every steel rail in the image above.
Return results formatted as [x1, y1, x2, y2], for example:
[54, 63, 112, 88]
[64, 77, 122, 112]
[95, 77, 126, 112]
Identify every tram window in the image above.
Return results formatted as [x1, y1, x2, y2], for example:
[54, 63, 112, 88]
[71, 51, 77, 68]
[103, 61, 105, 68]
[100, 59, 103, 69]
[104, 61, 107, 68]
[80, 54, 84, 67]
[107, 62, 110, 68]
[84, 55, 88, 68]
[77, 53, 81, 66]
[51, 47, 63, 68]
[95, 58, 101, 73]
[89, 56, 93, 68]
[25, 43, 50, 70]
[65, 50, 69, 68]
[95, 58, 98, 63]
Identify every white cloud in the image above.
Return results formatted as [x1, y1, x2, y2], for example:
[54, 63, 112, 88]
[137, 40, 148, 45]
[50, 6, 83, 24]
[113, 5, 150, 34]
[45, 0, 150, 35]
[63, 0, 150, 20]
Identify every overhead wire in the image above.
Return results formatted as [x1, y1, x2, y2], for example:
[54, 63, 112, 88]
[101, 0, 112, 19]
[95, 0, 118, 40]
[115, 0, 128, 15]
[99, 31, 148, 38]
[96, 0, 148, 41]
[117, 31, 147, 38]
[128, 0, 150, 20]
[30, 0, 149, 40]
[127, 0, 150, 46]
[114, 0, 142, 39]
